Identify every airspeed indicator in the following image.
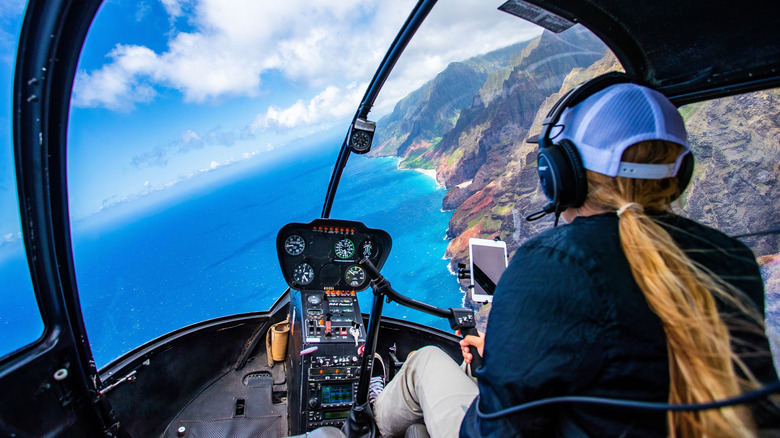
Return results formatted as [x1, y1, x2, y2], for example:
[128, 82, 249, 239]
[284, 235, 306, 256]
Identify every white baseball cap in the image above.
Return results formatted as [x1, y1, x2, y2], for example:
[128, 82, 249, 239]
[555, 82, 690, 179]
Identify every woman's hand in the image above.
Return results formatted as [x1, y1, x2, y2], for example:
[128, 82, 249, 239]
[456, 330, 485, 364]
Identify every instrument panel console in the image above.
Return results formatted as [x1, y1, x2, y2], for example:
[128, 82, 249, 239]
[278, 219, 391, 432]
[277, 218, 391, 292]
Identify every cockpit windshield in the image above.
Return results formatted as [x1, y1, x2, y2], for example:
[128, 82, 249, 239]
[38, 0, 778, 369]
[64, 0, 556, 366]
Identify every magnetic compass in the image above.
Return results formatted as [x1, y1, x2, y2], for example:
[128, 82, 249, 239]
[349, 118, 375, 154]
[350, 130, 372, 153]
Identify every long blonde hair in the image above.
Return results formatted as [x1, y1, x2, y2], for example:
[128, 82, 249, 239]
[583, 140, 763, 437]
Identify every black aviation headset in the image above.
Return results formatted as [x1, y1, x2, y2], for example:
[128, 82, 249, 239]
[525, 72, 695, 223]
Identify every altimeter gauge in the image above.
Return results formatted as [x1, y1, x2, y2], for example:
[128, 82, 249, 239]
[284, 235, 306, 256]
[334, 238, 355, 259]
[344, 265, 366, 288]
[292, 263, 315, 286]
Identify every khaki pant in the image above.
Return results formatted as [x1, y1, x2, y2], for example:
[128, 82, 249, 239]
[373, 346, 479, 438]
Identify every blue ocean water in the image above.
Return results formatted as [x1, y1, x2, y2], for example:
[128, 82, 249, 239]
[0, 245, 43, 357]
[68, 147, 460, 366]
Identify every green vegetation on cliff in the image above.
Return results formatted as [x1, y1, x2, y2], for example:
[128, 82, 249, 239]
[372, 25, 780, 301]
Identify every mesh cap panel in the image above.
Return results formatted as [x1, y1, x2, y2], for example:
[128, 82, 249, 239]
[556, 83, 689, 177]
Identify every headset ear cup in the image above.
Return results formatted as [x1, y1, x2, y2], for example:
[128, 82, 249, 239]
[537, 147, 561, 205]
[673, 152, 694, 199]
[557, 140, 588, 208]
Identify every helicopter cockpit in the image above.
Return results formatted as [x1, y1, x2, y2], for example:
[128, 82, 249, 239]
[2, 0, 779, 437]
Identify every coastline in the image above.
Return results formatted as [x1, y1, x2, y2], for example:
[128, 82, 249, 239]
[392, 157, 442, 188]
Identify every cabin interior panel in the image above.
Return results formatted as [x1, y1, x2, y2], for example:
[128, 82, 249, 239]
[102, 313, 282, 438]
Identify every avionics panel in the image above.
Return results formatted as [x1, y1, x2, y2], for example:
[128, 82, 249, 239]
[297, 290, 366, 431]
[279, 219, 390, 432]
[303, 290, 365, 344]
[276, 219, 391, 292]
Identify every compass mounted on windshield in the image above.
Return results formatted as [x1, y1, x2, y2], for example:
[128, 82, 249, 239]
[349, 118, 376, 154]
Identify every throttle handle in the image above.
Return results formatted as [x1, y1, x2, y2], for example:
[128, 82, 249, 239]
[460, 327, 483, 370]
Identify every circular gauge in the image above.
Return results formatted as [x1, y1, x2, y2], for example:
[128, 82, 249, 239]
[292, 263, 315, 286]
[350, 130, 372, 154]
[358, 239, 381, 260]
[334, 238, 355, 259]
[344, 265, 366, 288]
[307, 294, 322, 305]
[284, 235, 306, 256]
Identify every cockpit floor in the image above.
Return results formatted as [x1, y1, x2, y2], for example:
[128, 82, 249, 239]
[162, 352, 289, 437]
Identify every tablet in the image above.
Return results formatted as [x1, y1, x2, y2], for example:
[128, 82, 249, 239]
[468, 238, 508, 303]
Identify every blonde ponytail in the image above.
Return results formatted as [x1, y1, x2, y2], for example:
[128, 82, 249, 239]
[584, 140, 763, 437]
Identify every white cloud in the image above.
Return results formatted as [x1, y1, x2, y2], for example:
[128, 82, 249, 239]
[181, 129, 200, 143]
[73, 0, 408, 109]
[371, 0, 543, 115]
[72, 44, 159, 110]
[160, 0, 186, 18]
[73, 0, 542, 125]
[253, 83, 365, 132]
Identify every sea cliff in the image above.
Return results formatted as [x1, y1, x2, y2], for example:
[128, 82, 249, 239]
[371, 27, 780, 310]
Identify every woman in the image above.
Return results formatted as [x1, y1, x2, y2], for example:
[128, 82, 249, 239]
[372, 78, 779, 437]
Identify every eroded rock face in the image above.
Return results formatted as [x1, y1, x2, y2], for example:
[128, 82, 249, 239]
[442, 185, 474, 211]
[679, 89, 780, 257]
[373, 25, 779, 314]
[761, 255, 780, 371]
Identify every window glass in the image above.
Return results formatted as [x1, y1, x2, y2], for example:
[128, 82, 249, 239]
[0, 1, 44, 358]
[67, 0, 419, 366]
[363, 4, 617, 329]
[677, 90, 780, 367]
[0, 201, 43, 358]
[68, 1, 621, 366]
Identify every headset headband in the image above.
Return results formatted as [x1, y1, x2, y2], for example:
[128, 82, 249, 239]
[539, 72, 649, 150]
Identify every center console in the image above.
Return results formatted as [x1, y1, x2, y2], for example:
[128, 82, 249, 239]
[299, 289, 365, 429]
[276, 219, 391, 434]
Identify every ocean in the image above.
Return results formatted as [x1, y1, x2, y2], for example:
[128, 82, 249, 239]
[63, 148, 460, 366]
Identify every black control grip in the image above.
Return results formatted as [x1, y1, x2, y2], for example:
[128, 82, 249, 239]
[359, 257, 382, 281]
[460, 326, 483, 371]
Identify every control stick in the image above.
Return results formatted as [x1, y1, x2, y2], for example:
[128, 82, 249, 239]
[358, 258, 483, 369]
[341, 258, 483, 438]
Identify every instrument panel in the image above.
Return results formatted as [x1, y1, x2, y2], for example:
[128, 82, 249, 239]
[276, 219, 392, 291]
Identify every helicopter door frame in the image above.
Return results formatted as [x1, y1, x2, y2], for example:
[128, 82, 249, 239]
[0, 0, 118, 436]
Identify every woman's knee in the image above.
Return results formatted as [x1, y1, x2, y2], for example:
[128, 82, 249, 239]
[408, 345, 449, 363]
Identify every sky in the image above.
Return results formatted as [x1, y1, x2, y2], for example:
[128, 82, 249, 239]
[0, 0, 542, 246]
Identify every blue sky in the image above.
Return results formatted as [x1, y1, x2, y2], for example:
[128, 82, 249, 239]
[1, 0, 541, 245]
[1, 0, 25, 250]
